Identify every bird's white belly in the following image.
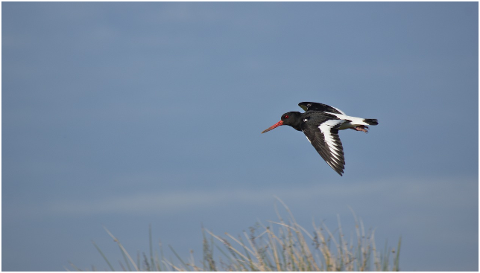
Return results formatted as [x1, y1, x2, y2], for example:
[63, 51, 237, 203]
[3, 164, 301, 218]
[338, 121, 355, 130]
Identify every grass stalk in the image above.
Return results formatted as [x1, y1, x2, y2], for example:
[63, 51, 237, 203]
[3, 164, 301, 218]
[103, 227, 139, 271]
[91, 240, 115, 271]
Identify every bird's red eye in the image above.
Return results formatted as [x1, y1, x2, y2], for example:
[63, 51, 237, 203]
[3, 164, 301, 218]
[284, 115, 289, 119]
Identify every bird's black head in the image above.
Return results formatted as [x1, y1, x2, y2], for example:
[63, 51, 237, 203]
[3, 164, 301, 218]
[261, 111, 303, 133]
[280, 111, 303, 131]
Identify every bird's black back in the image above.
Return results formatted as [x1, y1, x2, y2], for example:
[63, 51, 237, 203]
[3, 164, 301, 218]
[298, 102, 343, 114]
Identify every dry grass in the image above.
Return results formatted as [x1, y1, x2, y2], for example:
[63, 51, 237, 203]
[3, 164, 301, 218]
[71, 200, 401, 271]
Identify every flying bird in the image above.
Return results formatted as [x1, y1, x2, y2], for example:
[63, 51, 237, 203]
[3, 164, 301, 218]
[261, 102, 378, 176]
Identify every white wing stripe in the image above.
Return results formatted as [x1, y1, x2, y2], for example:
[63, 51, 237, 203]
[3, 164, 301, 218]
[318, 120, 343, 160]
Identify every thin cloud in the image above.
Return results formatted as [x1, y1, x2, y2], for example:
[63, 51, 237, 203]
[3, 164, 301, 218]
[43, 175, 476, 217]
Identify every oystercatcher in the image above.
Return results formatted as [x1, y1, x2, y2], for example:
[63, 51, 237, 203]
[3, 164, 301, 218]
[261, 102, 378, 176]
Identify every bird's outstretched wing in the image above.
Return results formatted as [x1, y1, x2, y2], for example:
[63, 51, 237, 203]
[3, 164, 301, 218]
[302, 119, 345, 176]
[298, 102, 345, 115]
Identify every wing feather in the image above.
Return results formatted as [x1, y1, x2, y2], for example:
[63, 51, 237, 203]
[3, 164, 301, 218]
[298, 102, 345, 115]
[303, 119, 345, 176]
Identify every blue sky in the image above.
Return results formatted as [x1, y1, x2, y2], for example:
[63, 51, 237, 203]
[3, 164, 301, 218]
[2, 2, 478, 271]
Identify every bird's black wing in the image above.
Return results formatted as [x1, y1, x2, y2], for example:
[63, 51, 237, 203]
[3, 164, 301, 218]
[302, 117, 345, 176]
[298, 102, 345, 114]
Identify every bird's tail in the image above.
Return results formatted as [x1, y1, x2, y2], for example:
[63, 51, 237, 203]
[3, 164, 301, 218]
[364, 119, 378, 125]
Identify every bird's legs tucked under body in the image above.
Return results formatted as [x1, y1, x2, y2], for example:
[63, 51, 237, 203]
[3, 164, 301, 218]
[351, 125, 369, 133]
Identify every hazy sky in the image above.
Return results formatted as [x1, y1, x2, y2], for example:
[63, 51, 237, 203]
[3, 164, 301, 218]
[2, 2, 478, 271]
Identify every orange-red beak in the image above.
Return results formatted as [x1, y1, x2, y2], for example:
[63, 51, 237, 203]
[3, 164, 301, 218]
[261, 120, 283, 134]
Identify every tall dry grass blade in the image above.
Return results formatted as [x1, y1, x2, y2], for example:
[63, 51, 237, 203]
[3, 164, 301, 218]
[156, 241, 166, 271]
[67, 261, 81, 271]
[394, 237, 402, 271]
[103, 227, 139, 271]
[207, 230, 251, 270]
[201, 227, 216, 271]
[265, 223, 285, 270]
[92, 240, 115, 271]
[169, 244, 190, 270]
[148, 224, 155, 271]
